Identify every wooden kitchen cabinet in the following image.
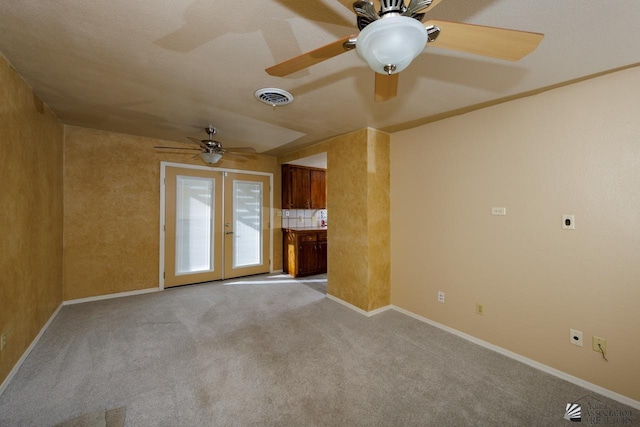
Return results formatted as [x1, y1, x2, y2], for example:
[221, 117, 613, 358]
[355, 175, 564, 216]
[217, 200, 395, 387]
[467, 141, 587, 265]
[283, 229, 327, 277]
[309, 169, 326, 210]
[282, 165, 326, 209]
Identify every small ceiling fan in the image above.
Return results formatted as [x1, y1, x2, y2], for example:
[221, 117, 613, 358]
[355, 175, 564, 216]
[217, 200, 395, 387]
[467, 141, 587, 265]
[266, 0, 544, 101]
[155, 126, 256, 164]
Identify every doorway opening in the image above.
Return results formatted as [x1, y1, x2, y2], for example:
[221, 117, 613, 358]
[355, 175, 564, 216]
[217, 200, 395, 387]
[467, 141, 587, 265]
[281, 152, 328, 294]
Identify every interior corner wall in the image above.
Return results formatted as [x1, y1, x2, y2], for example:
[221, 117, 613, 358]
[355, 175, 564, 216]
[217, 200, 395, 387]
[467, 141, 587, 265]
[390, 66, 640, 401]
[0, 53, 64, 386]
[63, 126, 281, 301]
[326, 129, 370, 309]
[323, 128, 390, 311]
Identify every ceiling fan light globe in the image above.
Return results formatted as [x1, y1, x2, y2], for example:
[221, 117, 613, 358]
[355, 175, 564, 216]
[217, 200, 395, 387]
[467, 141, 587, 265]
[356, 16, 428, 74]
[200, 152, 223, 164]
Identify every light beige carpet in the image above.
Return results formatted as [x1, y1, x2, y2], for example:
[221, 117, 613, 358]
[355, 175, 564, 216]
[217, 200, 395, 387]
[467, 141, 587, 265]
[54, 406, 125, 427]
[1, 273, 638, 426]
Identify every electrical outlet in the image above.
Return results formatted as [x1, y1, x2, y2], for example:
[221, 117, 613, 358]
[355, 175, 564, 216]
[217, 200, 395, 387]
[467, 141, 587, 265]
[1, 332, 6, 351]
[570, 329, 583, 346]
[437, 291, 445, 303]
[476, 303, 485, 315]
[592, 336, 606, 354]
[562, 215, 575, 230]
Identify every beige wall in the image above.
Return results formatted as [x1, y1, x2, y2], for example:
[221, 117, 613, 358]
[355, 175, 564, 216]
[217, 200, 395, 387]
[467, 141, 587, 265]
[64, 126, 281, 301]
[280, 128, 391, 311]
[391, 66, 640, 401]
[0, 54, 64, 385]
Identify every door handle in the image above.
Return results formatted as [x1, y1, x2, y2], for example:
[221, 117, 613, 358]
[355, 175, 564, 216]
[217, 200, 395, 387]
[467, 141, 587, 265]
[225, 231, 234, 235]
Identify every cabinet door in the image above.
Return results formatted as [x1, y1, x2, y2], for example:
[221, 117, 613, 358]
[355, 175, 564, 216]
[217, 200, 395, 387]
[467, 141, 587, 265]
[282, 165, 292, 209]
[283, 231, 291, 273]
[316, 242, 327, 273]
[298, 242, 318, 275]
[291, 167, 311, 208]
[310, 169, 326, 209]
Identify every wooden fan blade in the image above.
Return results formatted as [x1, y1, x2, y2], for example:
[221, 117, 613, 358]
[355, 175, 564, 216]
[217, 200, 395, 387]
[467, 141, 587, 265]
[266, 34, 356, 77]
[406, 0, 444, 14]
[187, 137, 208, 149]
[427, 20, 544, 61]
[374, 73, 399, 102]
[154, 146, 201, 151]
[222, 152, 250, 160]
[337, 0, 442, 15]
[335, 0, 380, 12]
[423, 0, 444, 12]
[224, 147, 256, 153]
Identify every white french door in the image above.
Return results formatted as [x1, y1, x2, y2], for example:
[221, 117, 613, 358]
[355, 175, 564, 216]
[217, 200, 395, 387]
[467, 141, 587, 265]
[223, 173, 271, 279]
[162, 165, 271, 288]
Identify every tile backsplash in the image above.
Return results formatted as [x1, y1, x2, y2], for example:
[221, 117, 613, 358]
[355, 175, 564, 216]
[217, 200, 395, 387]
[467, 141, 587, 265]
[282, 209, 328, 229]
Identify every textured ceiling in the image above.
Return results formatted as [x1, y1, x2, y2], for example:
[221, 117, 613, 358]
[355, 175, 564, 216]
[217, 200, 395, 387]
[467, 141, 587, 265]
[1, 0, 639, 155]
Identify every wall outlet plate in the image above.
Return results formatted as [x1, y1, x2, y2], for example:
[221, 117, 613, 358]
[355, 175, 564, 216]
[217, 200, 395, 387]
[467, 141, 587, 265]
[437, 291, 445, 303]
[562, 215, 575, 230]
[592, 336, 606, 353]
[476, 303, 485, 315]
[570, 329, 583, 346]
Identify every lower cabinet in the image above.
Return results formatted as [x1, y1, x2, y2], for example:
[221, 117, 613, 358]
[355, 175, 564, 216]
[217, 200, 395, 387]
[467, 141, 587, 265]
[284, 229, 327, 277]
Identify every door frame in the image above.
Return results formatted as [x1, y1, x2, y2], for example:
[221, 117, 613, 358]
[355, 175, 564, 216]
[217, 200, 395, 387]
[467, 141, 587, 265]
[159, 161, 274, 290]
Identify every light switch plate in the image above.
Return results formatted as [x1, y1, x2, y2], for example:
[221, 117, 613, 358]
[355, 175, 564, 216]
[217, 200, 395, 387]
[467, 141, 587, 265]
[491, 207, 506, 216]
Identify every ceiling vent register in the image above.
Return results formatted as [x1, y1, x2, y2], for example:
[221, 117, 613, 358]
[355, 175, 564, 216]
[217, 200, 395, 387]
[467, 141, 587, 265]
[254, 88, 294, 107]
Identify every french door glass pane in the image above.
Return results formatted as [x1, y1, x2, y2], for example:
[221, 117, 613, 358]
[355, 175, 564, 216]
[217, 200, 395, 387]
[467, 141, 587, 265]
[233, 180, 262, 268]
[176, 176, 215, 274]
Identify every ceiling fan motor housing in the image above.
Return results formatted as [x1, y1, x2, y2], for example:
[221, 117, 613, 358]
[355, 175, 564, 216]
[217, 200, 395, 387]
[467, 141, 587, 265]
[380, 0, 405, 15]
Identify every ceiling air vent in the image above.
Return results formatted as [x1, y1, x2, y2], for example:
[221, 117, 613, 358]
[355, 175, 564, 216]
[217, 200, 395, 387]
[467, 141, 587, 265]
[254, 88, 293, 107]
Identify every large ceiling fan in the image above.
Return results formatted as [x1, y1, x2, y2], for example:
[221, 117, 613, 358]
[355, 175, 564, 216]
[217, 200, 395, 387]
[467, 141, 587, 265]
[266, 0, 544, 101]
[155, 126, 256, 164]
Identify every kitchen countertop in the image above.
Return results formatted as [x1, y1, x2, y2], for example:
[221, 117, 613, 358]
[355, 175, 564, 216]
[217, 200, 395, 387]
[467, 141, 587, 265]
[284, 228, 327, 232]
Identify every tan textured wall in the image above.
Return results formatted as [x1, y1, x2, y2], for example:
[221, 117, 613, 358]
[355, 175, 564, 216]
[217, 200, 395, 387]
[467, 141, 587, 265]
[391, 67, 640, 401]
[0, 53, 64, 385]
[63, 126, 280, 301]
[282, 129, 390, 311]
[366, 130, 390, 311]
[326, 129, 370, 310]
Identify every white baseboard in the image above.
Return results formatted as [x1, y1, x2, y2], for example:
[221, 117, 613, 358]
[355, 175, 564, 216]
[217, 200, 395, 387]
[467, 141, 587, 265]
[5, 290, 638, 411]
[0, 303, 63, 397]
[326, 294, 392, 317]
[63, 287, 160, 305]
[389, 305, 640, 411]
